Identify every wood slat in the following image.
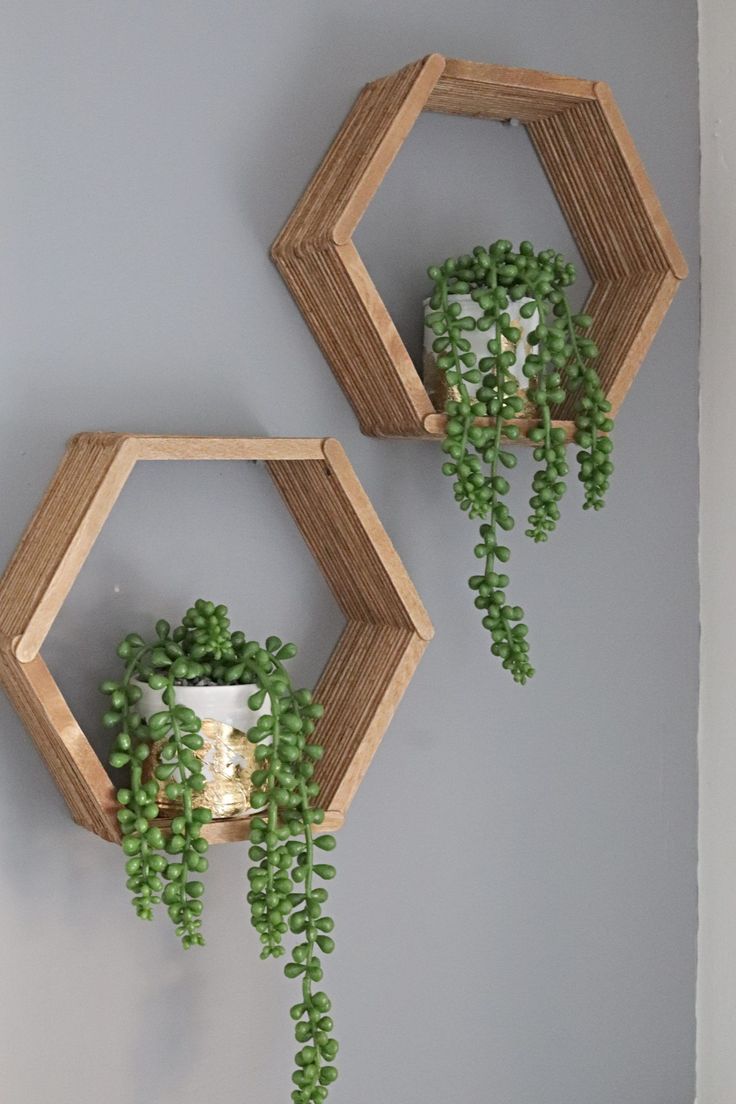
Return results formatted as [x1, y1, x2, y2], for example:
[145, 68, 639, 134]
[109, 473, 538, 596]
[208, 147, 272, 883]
[267, 440, 433, 639]
[422, 414, 575, 442]
[164, 809, 344, 845]
[0, 651, 119, 841]
[132, 436, 327, 461]
[0, 434, 137, 661]
[273, 54, 444, 250]
[311, 621, 427, 811]
[426, 58, 597, 121]
[272, 241, 433, 436]
[592, 83, 688, 279]
[596, 271, 680, 414]
[529, 98, 683, 278]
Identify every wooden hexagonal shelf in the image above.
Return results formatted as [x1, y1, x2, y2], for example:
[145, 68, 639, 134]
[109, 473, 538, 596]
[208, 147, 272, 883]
[0, 433, 433, 844]
[272, 53, 687, 439]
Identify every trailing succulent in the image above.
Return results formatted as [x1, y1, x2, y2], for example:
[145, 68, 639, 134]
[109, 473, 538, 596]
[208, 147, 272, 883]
[101, 599, 338, 1102]
[426, 239, 614, 683]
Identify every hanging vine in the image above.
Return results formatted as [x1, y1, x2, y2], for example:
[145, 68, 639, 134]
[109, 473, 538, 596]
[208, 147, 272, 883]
[102, 600, 338, 1100]
[427, 239, 614, 682]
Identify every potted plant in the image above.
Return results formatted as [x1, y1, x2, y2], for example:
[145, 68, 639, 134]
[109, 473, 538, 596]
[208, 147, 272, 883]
[101, 599, 338, 1102]
[424, 239, 614, 683]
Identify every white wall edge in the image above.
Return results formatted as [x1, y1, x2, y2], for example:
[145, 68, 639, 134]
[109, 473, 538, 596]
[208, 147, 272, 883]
[697, 0, 736, 1099]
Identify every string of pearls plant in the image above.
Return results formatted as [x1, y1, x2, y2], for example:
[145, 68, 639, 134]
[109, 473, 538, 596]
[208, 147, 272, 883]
[102, 600, 338, 1102]
[426, 239, 614, 682]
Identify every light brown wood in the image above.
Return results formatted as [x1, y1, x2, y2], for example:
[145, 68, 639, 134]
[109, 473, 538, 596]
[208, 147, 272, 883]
[0, 434, 137, 662]
[271, 54, 687, 438]
[422, 414, 575, 442]
[427, 58, 598, 121]
[312, 622, 427, 813]
[0, 650, 119, 842]
[273, 241, 434, 436]
[591, 83, 688, 279]
[172, 810, 344, 846]
[130, 434, 328, 461]
[0, 434, 433, 844]
[272, 54, 444, 253]
[267, 438, 433, 639]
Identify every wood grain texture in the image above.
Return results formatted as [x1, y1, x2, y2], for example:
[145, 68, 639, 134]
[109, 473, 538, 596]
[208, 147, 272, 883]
[591, 83, 687, 279]
[130, 435, 328, 461]
[0, 650, 119, 842]
[272, 241, 434, 437]
[312, 621, 428, 813]
[0, 434, 137, 661]
[422, 414, 575, 442]
[267, 438, 433, 640]
[167, 809, 344, 846]
[272, 54, 687, 439]
[426, 58, 597, 121]
[0, 434, 432, 844]
[272, 54, 444, 252]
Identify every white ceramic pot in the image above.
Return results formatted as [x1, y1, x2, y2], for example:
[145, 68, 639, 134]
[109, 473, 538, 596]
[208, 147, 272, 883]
[136, 681, 268, 819]
[423, 293, 539, 412]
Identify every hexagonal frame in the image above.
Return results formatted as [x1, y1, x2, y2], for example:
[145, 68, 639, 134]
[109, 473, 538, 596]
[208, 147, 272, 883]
[271, 53, 687, 439]
[0, 433, 433, 844]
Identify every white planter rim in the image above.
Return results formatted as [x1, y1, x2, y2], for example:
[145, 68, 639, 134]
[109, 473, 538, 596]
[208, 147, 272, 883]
[134, 677, 257, 694]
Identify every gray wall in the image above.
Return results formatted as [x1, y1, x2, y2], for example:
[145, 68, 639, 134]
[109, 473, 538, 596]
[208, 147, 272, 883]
[0, 3, 699, 1103]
